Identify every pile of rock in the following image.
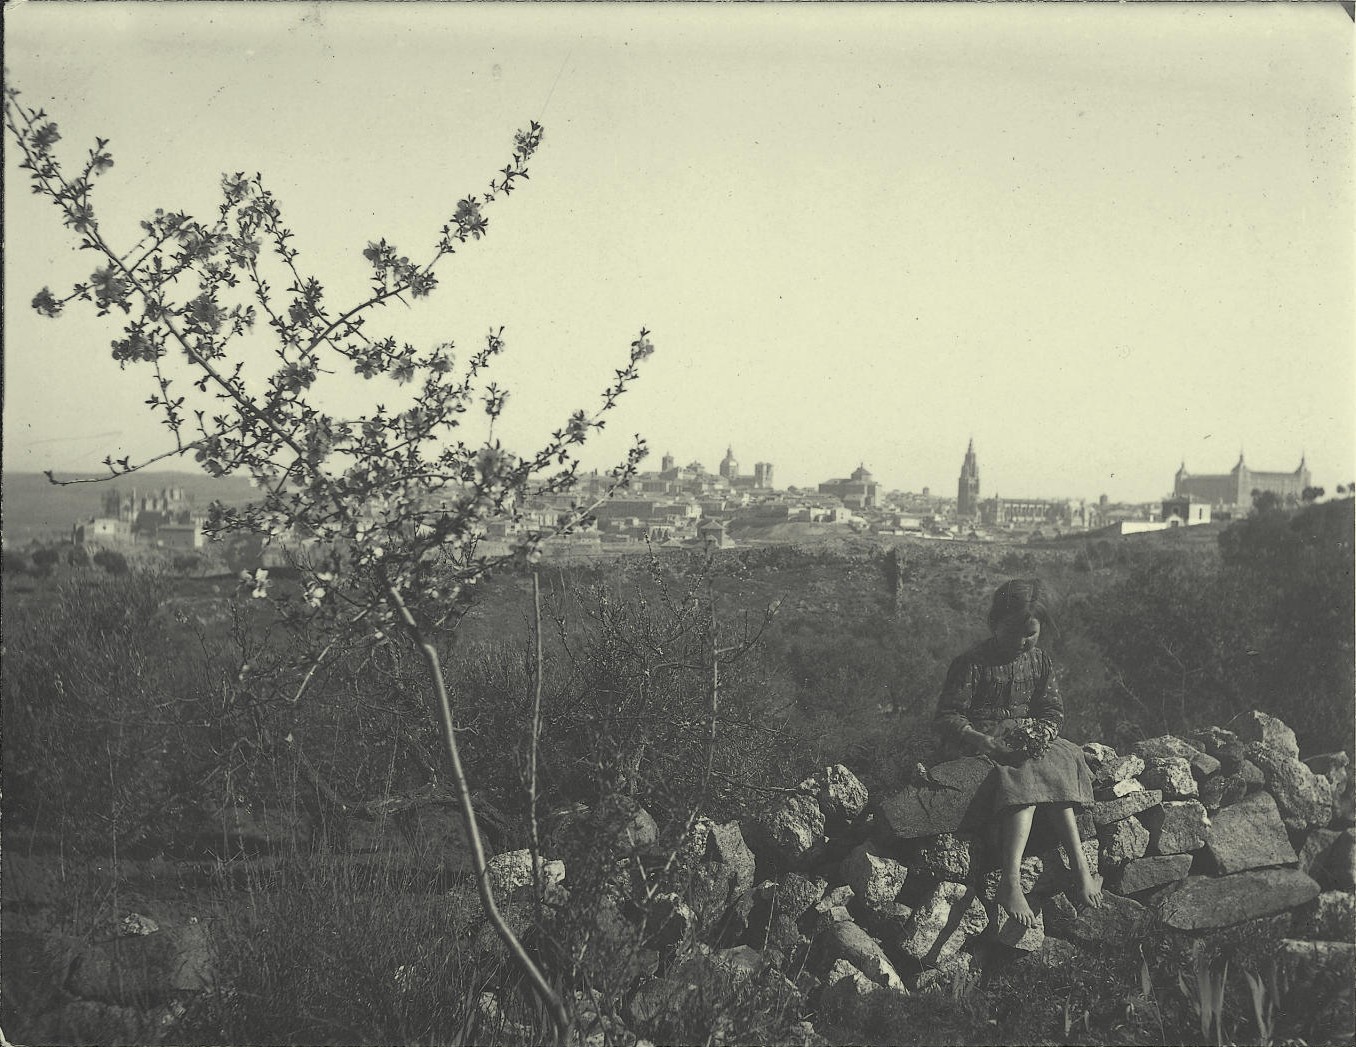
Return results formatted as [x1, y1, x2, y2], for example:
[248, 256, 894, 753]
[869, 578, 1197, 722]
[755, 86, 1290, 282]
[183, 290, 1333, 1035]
[724, 709, 1352, 1016]
[480, 710, 1351, 1040]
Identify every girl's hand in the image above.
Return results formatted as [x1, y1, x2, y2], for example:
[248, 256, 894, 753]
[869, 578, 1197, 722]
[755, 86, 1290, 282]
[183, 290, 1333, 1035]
[963, 728, 1011, 758]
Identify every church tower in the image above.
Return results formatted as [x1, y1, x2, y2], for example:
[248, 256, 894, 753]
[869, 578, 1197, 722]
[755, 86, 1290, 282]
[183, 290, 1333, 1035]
[957, 439, 980, 518]
[719, 445, 739, 481]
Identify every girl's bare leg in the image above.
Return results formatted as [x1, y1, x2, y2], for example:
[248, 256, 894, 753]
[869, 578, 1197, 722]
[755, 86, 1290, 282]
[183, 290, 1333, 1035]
[1053, 803, 1104, 909]
[997, 804, 1038, 927]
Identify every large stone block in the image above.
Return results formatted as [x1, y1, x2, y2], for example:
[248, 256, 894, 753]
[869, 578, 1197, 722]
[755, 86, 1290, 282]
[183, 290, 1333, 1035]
[1101, 755, 1146, 785]
[1204, 737, 1252, 775]
[1291, 890, 1355, 942]
[894, 880, 989, 964]
[1277, 939, 1356, 981]
[748, 873, 826, 951]
[1142, 800, 1210, 855]
[875, 757, 995, 841]
[1297, 829, 1341, 883]
[809, 886, 855, 936]
[983, 898, 1045, 951]
[1189, 752, 1222, 780]
[817, 884, 855, 911]
[841, 843, 909, 911]
[1335, 785, 1356, 829]
[1132, 736, 1202, 762]
[856, 901, 915, 943]
[1321, 830, 1354, 890]
[1157, 869, 1321, 931]
[1247, 746, 1334, 831]
[646, 892, 698, 951]
[1296, 828, 1356, 891]
[813, 919, 904, 990]
[1206, 791, 1297, 874]
[1140, 757, 1199, 799]
[1081, 742, 1119, 773]
[486, 849, 566, 897]
[684, 820, 757, 936]
[809, 904, 853, 937]
[1082, 745, 1144, 786]
[1199, 772, 1251, 813]
[746, 791, 827, 868]
[810, 765, 870, 830]
[910, 832, 978, 883]
[1099, 816, 1150, 865]
[1187, 726, 1241, 760]
[706, 820, 758, 899]
[1043, 892, 1148, 948]
[1091, 789, 1163, 827]
[1235, 711, 1300, 760]
[1305, 752, 1350, 801]
[1114, 854, 1193, 895]
[1095, 779, 1145, 801]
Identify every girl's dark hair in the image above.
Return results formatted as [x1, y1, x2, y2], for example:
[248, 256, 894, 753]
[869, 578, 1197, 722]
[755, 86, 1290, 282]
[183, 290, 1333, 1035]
[987, 578, 1056, 633]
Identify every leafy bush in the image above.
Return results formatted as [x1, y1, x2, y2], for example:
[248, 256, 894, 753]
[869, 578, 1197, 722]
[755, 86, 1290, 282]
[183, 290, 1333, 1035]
[30, 545, 59, 575]
[1, 571, 306, 857]
[1082, 500, 1353, 751]
[185, 855, 524, 1046]
[2, 548, 32, 576]
[92, 547, 129, 574]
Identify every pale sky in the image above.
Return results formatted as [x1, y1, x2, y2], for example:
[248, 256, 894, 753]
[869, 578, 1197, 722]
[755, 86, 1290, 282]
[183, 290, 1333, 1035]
[4, 2, 1353, 502]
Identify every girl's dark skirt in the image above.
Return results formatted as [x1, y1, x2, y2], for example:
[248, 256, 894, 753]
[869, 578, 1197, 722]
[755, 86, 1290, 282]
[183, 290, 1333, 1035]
[987, 737, 1094, 811]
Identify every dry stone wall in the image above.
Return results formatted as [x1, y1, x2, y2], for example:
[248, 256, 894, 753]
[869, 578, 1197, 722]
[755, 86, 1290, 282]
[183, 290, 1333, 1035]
[494, 708, 1352, 1038]
[691, 708, 1353, 1015]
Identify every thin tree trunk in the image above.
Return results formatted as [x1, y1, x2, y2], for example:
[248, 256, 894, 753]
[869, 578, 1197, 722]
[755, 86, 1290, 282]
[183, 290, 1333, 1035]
[387, 584, 570, 1038]
[527, 568, 546, 916]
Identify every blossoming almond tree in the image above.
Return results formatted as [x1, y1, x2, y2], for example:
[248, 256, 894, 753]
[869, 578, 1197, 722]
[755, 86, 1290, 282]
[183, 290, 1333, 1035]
[5, 79, 654, 1034]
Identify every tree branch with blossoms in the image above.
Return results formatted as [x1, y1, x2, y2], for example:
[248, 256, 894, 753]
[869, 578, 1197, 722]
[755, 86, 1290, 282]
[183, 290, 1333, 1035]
[5, 78, 655, 1037]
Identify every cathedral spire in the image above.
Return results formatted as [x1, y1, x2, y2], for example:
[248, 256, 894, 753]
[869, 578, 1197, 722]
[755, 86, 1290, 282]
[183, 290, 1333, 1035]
[958, 438, 980, 518]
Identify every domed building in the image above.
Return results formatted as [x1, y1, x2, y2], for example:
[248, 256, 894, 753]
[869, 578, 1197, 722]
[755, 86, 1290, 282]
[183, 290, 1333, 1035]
[818, 463, 880, 510]
[719, 445, 739, 481]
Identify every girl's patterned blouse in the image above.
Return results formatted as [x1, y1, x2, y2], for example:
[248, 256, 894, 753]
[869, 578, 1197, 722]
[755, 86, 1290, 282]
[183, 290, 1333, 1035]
[934, 640, 1065, 746]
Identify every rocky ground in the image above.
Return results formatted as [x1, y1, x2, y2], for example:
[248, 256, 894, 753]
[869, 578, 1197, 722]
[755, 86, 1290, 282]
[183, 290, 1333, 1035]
[4, 708, 1352, 1045]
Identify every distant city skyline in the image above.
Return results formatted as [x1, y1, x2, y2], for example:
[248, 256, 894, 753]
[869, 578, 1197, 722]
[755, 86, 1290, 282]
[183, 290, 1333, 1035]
[4, 4, 1351, 504]
[8, 438, 1331, 507]
[624, 440, 1325, 504]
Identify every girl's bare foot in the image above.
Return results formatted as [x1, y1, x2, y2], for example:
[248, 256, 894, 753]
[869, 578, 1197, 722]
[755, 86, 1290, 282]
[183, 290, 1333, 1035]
[1071, 869, 1104, 909]
[998, 876, 1039, 928]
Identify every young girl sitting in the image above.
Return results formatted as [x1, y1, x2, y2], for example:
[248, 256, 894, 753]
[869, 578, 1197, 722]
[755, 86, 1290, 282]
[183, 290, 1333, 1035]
[934, 578, 1103, 927]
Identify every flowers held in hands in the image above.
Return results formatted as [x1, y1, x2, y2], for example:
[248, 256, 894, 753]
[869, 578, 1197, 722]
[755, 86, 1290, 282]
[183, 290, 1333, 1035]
[999, 718, 1059, 761]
